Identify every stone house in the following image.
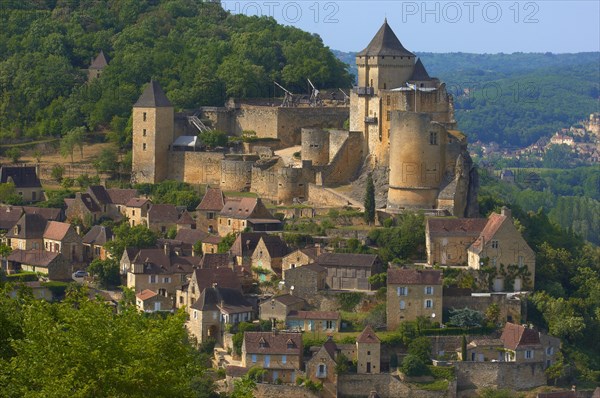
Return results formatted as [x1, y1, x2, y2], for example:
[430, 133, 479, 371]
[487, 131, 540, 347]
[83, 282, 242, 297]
[467, 207, 535, 292]
[0, 166, 43, 203]
[125, 198, 151, 227]
[241, 331, 303, 384]
[281, 246, 320, 273]
[43, 221, 83, 263]
[135, 289, 173, 312]
[198, 253, 232, 269]
[176, 210, 196, 231]
[229, 232, 268, 270]
[386, 268, 443, 329]
[174, 228, 222, 255]
[88, 50, 108, 81]
[425, 217, 487, 266]
[461, 338, 505, 362]
[259, 294, 306, 323]
[146, 204, 180, 234]
[218, 198, 280, 236]
[188, 287, 254, 345]
[250, 235, 289, 280]
[306, 338, 338, 396]
[285, 311, 340, 333]
[7, 250, 71, 280]
[82, 225, 113, 261]
[65, 192, 103, 226]
[0, 205, 26, 236]
[125, 247, 195, 298]
[356, 325, 381, 374]
[196, 186, 225, 234]
[65, 186, 136, 225]
[316, 253, 381, 291]
[6, 213, 46, 251]
[283, 264, 327, 299]
[176, 266, 242, 309]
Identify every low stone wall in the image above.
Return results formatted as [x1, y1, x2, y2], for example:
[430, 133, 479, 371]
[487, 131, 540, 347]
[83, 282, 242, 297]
[254, 384, 319, 398]
[337, 373, 456, 398]
[443, 293, 525, 324]
[308, 184, 353, 208]
[455, 361, 546, 391]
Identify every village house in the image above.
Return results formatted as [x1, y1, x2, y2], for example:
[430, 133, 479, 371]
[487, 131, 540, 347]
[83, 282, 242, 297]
[283, 263, 327, 299]
[176, 210, 196, 231]
[188, 286, 254, 345]
[197, 253, 232, 269]
[135, 289, 173, 313]
[176, 266, 242, 309]
[0, 205, 27, 236]
[174, 228, 222, 255]
[259, 294, 306, 323]
[241, 331, 303, 384]
[217, 198, 280, 236]
[88, 50, 109, 81]
[425, 217, 488, 266]
[229, 232, 268, 270]
[65, 192, 103, 225]
[356, 325, 381, 374]
[467, 207, 535, 292]
[196, 186, 225, 234]
[306, 338, 338, 396]
[125, 197, 151, 227]
[146, 204, 180, 234]
[82, 225, 113, 261]
[281, 246, 320, 273]
[43, 221, 83, 263]
[285, 310, 341, 333]
[386, 268, 443, 329]
[6, 213, 46, 251]
[7, 250, 71, 280]
[65, 186, 136, 225]
[316, 253, 381, 291]
[250, 235, 288, 281]
[0, 165, 43, 203]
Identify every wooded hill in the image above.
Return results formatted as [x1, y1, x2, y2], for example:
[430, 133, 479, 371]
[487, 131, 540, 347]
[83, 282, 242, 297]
[0, 0, 353, 141]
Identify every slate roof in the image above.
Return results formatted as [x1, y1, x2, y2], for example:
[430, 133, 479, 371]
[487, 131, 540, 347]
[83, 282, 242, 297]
[427, 217, 488, 237]
[316, 253, 378, 268]
[230, 232, 269, 257]
[287, 264, 327, 274]
[89, 50, 109, 69]
[0, 166, 41, 188]
[198, 253, 231, 269]
[322, 338, 338, 359]
[191, 287, 252, 313]
[192, 267, 242, 293]
[256, 235, 288, 258]
[220, 198, 274, 220]
[134, 80, 172, 108]
[8, 249, 60, 267]
[387, 268, 442, 285]
[87, 185, 112, 205]
[82, 225, 113, 245]
[175, 229, 208, 245]
[356, 325, 380, 344]
[357, 19, 415, 57]
[78, 193, 102, 213]
[106, 188, 137, 205]
[500, 323, 541, 350]
[131, 248, 195, 275]
[410, 58, 431, 81]
[196, 187, 225, 212]
[268, 294, 305, 307]
[287, 310, 340, 320]
[6, 213, 47, 239]
[43, 221, 73, 241]
[22, 206, 62, 221]
[0, 205, 24, 230]
[148, 204, 179, 223]
[136, 289, 157, 301]
[126, 198, 150, 208]
[243, 331, 302, 355]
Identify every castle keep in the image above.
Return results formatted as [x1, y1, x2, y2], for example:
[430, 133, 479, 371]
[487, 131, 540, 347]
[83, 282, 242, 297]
[132, 20, 477, 216]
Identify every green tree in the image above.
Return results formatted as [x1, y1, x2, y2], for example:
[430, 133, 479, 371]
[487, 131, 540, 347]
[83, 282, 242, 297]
[217, 232, 237, 253]
[5, 148, 21, 163]
[60, 127, 85, 164]
[105, 223, 158, 259]
[401, 354, 429, 377]
[51, 164, 65, 182]
[0, 183, 22, 205]
[87, 258, 121, 289]
[448, 307, 485, 328]
[364, 173, 375, 224]
[407, 336, 432, 364]
[94, 147, 119, 174]
[199, 130, 228, 148]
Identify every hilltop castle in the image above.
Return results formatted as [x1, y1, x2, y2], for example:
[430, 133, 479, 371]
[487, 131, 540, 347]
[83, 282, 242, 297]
[131, 20, 478, 217]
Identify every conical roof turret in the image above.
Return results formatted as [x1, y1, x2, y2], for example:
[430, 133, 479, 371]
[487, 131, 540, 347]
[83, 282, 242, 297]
[357, 19, 415, 57]
[134, 80, 172, 108]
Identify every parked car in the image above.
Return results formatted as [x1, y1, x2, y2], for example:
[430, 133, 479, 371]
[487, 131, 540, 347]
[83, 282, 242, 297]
[73, 270, 88, 278]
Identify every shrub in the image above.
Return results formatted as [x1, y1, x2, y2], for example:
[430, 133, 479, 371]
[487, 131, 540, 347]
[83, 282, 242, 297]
[401, 354, 429, 377]
[337, 292, 363, 312]
[5, 272, 39, 283]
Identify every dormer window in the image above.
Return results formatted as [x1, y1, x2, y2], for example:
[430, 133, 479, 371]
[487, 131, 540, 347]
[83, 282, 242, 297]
[259, 337, 267, 348]
[286, 339, 295, 349]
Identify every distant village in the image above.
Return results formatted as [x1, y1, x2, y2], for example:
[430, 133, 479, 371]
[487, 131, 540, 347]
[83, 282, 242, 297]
[1, 20, 597, 398]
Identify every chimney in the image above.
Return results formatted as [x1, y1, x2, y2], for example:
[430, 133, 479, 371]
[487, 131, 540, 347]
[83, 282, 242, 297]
[163, 242, 169, 255]
[501, 206, 511, 218]
[315, 243, 321, 256]
[212, 282, 218, 288]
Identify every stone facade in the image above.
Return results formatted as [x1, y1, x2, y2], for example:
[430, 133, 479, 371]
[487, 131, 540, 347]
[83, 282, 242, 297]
[455, 361, 547, 391]
[283, 264, 327, 299]
[442, 290, 524, 325]
[356, 326, 381, 374]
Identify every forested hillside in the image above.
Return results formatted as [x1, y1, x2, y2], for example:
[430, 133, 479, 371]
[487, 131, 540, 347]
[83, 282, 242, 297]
[334, 51, 600, 146]
[0, 0, 352, 141]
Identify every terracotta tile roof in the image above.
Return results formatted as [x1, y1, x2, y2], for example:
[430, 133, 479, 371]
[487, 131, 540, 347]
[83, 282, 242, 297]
[469, 213, 507, 254]
[8, 249, 60, 267]
[243, 331, 303, 355]
[136, 289, 157, 301]
[202, 235, 222, 245]
[82, 225, 113, 245]
[43, 221, 72, 241]
[106, 188, 137, 205]
[387, 268, 442, 285]
[0, 166, 41, 188]
[287, 310, 340, 321]
[500, 323, 541, 350]
[148, 204, 179, 223]
[426, 217, 487, 237]
[175, 229, 208, 245]
[177, 210, 196, 226]
[199, 253, 231, 269]
[6, 213, 47, 239]
[192, 267, 242, 293]
[126, 198, 150, 207]
[226, 365, 248, 378]
[196, 187, 225, 212]
[317, 253, 379, 268]
[356, 325, 380, 344]
[269, 294, 305, 307]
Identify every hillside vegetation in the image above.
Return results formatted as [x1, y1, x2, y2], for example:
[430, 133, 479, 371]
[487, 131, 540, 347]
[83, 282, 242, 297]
[334, 50, 599, 146]
[0, 0, 352, 142]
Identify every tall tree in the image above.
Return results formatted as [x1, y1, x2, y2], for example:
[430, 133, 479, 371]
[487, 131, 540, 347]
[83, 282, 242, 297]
[364, 172, 375, 224]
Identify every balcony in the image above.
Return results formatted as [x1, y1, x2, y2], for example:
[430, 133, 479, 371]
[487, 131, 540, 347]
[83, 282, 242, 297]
[354, 86, 375, 96]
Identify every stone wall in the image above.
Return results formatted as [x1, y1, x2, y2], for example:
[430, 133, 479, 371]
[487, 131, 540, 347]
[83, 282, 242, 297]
[220, 155, 257, 191]
[443, 292, 525, 324]
[337, 373, 456, 398]
[167, 151, 223, 186]
[308, 184, 355, 208]
[253, 384, 319, 398]
[455, 361, 547, 391]
[320, 131, 363, 186]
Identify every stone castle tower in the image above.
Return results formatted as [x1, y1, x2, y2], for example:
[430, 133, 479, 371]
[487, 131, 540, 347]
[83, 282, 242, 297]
[131, 81, 174, 184]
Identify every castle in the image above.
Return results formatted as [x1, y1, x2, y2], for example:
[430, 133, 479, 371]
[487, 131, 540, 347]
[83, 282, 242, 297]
[132, 20, 478, 216]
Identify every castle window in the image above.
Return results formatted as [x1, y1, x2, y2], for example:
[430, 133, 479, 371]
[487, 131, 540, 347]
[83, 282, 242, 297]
[370, 79, 373, 87]
[429, 132, 438, 145]
[387, 96, 391, 106]
[383, 83, 386, 89]
[386, 111, 391, 121]
[143, 112, 147, 121]
[142, 143, 147, 151]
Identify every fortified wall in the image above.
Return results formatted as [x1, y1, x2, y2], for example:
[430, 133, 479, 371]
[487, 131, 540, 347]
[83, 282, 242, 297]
[455, 361, 546, 391]
[167, 151, 223, 186]
[337, 374, 457, 398]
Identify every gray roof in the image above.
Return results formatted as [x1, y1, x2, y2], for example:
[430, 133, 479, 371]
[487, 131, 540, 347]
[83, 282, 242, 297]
[0, 166, 41, 188]
[90, 50, 109, 69]
[82, 225, 113, 245]
[134, 80, 172, 108]
[357, 19, 415, 57]
[410, 58, 431, 81]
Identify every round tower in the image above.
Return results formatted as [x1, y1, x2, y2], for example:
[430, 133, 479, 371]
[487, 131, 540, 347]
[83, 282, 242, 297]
[387, 112, 446, 211]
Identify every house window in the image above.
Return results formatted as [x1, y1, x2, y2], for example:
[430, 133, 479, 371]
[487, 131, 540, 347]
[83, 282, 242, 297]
[163, 277, 171, 283]
[149, 275, 156, 283]
[207, 212, 214, 220]
[282, 355, 287, 364]
[326, 320, 333, 329]
[491, 240, 499, 249]
[425, 299, 433, 308]
[525, 350, 533, 359]
[387, 95, 391, 106]
[367, 351, 371, 355]
[193, 310, 197, 319]
[546, 347, 553, 355]
[400, 300, 406, 309]
[317, 364, 326, 377]
[386, 111, 390, 121]
[425, 286, 433, 295]
[397, 286, 407, 296]
[518, 256, 524, 266]
[252, 354, 257, 363]
[429, 131, 438, 145]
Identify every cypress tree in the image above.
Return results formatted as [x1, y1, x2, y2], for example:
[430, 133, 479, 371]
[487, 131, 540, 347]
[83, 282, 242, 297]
[364, 173, 375, 224]
[461, 335, 467, 361]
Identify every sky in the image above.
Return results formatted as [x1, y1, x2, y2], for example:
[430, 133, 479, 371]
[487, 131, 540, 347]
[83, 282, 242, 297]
[220, 1, 600, 53]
